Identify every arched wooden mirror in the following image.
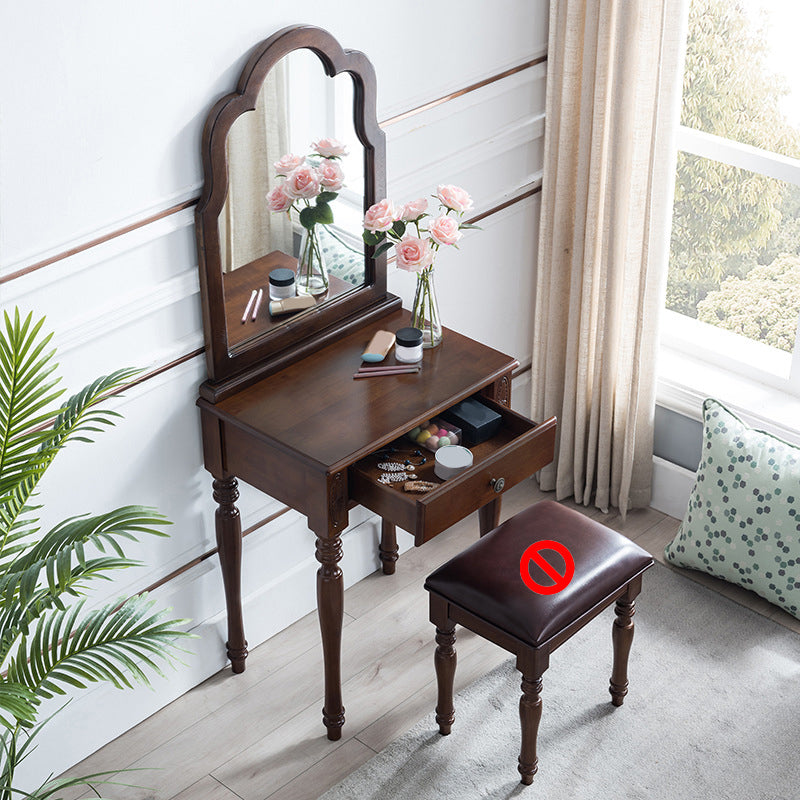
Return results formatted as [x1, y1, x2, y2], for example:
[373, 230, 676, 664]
[196, 25, 398, 393]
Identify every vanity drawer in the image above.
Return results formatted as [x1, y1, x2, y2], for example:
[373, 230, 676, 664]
[349, 401, 557, 545]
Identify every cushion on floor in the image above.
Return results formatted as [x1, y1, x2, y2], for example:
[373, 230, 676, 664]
[664, 398, 800, 618]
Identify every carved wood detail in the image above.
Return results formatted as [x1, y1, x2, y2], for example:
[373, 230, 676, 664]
[315, 534, 345, 739]
[610, 596, 636, 706]
[327, 470, 348, 534]
[518, 675, 543, 785]
[379, 519, 399, 575]
[212, 477, 248, 672]
[434, 624, 457, 735]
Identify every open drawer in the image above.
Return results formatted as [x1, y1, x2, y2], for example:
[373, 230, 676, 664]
[349, 399, 557, 545]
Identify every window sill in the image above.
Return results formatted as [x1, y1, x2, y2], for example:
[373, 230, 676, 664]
[658, 314, 800, 447]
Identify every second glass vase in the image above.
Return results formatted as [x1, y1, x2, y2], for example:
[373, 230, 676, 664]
[297, 225, 329, 296]
[410, 267, 442, 348]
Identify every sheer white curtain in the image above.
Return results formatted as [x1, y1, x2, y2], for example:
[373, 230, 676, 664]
[532, 0, 688, 514]
[220, 64, 293, 272]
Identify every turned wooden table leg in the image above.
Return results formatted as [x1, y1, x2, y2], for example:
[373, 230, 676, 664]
[610, 593, 636, 706]
[434, 623, 457, 735]
[478, 497, 501, 536]
[212, 477, 248, 673]
[316, 534, 345, 740]
[518, 674, 543, 785]
[379, 519, 399, 575]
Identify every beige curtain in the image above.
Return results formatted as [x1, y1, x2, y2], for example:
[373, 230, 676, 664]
[220, 63, 293, 272]
[532, 0, 687, 514]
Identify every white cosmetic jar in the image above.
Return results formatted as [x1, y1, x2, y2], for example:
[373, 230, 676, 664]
[269, 268, 296, 300]
[395, 326, 423, 363]
[434, 445, 473, 480]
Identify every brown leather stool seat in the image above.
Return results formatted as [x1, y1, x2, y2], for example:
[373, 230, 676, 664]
[424, 500, 654, 785]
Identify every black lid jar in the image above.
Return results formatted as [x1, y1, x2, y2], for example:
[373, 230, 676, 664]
[269, 268, 296, 300]
[395, 326, 423, 363]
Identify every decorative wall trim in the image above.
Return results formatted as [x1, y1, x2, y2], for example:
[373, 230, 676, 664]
[138, 506, 293, 596]
[469, 181, 542, 226]
[378, 56, 547, 128]
[0, 197, 198, 286]
[1, 57, 546, 289]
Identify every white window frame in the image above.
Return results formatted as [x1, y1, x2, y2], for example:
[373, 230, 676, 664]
[658, 125, 800, 442]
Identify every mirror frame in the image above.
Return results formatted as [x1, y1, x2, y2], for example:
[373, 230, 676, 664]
[196, 25, 398, 395]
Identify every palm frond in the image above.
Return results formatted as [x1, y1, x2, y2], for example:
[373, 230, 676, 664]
[0, 684, 37, 731]
[6, 595, 189, 702]
[25, 769, 154, 800]
[0, 361, 140, 557]
[0, 312, 189, 791]
[0, 507, 170, 664]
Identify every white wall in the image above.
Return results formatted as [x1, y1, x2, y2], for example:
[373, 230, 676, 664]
[0, 0, 548, 787]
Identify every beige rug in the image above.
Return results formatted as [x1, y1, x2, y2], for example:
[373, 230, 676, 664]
[321, 564, 800, 799]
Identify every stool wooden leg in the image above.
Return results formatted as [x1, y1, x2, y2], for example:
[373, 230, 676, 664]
[518, 674, 542, 785]
[610, 594, 636, 706]
[434, 623, 457, 735]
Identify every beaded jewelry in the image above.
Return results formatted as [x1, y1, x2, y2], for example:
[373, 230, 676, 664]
[375, 448, 427, 468]
[377, 462, 415, 472]
[377, 471, 412, 484]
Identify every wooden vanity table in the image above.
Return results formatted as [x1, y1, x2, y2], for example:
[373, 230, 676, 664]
[198, 309, 555, 739]
[193, 25, 555, 741]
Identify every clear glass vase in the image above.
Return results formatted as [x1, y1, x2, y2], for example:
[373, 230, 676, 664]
[296, 225, 329, 296]
[410, 267, 442, 348]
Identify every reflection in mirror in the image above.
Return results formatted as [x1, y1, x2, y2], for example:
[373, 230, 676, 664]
[220, 48, 367, 352]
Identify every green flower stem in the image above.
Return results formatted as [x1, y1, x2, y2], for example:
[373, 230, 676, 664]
[297, 225, 329, 294]
[411, 267, 442, 348]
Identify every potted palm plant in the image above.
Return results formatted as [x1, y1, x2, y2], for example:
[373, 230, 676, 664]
[0, 309, 190, 799]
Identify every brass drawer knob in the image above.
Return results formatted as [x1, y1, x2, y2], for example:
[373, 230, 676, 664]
[490, 477, 505, 493]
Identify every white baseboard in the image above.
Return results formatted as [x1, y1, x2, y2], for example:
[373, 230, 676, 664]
[650, 455, 695, 520]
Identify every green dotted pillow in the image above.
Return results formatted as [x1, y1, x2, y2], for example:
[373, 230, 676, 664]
[664, 398, 800, 619]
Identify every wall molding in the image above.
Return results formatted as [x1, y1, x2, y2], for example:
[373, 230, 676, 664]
[1, 194, 200, 285]
[379, 55, 547, 128]
[2, 56, 546, 289]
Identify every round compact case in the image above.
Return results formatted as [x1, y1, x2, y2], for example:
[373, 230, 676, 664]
[434, 445, 473, 480]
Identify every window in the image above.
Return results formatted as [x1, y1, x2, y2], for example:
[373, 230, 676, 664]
[664, 0, 800, 408]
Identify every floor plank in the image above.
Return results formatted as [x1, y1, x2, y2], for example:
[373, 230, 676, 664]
[168, 775, 243, 800]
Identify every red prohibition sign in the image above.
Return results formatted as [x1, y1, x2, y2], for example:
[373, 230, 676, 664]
[519, 540, 575, 595]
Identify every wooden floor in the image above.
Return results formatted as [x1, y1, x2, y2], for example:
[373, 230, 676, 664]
[60, 479, 800, 800]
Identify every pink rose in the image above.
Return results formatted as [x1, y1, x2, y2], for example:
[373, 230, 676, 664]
[283, 165, 322, 199]
[400, 198, 428, 221]
[395, 235, 434, 272]
[436, 184, 473, 213]
[317, 159, 345, 191]
[266, 183, 293, 212]
[363, 199, 398, 233]
[273, 153, 305, 174]
[429, 215, 462, 246]
[311, 137, 348, 158]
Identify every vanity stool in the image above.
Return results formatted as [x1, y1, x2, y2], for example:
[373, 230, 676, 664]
[424, 500, 654, 785]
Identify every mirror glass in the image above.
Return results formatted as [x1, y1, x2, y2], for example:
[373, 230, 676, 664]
[220, 48, 367, 352]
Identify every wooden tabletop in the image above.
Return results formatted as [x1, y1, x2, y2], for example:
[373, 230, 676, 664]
[206, 308, 518, 471]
